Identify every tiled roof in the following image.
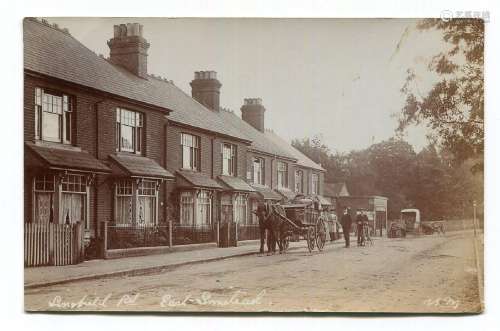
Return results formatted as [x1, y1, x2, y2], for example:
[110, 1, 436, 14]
[149, 78, 251, 142]
[24, 18, 175, 111]
[324, 182, 349, 197]
[25, 142, 111, 173]
[275, 188, 298, 201]
[24, 18, 250, 143]
[250, 184, 282, 201]
[217, 109, 297, 160]
[217, 175, 256, 193]
[264, 130, 325, 171]
[176, 170, 223, 190]
[109, 154, 174, 179]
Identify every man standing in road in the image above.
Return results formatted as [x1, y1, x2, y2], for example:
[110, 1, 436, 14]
[340, 208, 352, 247]
[356, 209, 364, 246]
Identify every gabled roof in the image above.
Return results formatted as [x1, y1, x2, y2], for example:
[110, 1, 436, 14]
[25, 142, 111, 174]
[217, 109, 297, 160]
[324, 182, 350, 197]
[109, 154, 174, 179]
[264, 130, 325, 171]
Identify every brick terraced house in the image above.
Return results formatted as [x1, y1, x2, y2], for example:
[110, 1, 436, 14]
[23, 18, 326, 266]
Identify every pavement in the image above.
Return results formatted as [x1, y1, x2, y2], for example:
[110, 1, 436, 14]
[25, 239, 334, 289]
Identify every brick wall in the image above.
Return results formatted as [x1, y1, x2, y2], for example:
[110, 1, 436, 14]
[24, 74, 168, 237]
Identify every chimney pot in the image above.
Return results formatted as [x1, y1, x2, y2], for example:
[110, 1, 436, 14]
[190, 70, 222, 111]
[108, 22, 150, 78]
[241, 98, 266, 132]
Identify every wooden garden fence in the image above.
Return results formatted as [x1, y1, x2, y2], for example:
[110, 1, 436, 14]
[24, 222, 84, 267]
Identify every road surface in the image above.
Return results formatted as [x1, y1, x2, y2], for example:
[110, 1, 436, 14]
[25, 231, 483, 313]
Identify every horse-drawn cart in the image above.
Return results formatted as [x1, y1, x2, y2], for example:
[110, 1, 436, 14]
[274, 202, 328, 253]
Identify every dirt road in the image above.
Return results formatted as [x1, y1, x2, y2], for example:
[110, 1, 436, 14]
[25, 231, 483, 313]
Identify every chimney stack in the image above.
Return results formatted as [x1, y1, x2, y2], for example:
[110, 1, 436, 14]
[190, 71, 222, 111]
[241, 98, 266, 132]
[108, 23, 150, 79]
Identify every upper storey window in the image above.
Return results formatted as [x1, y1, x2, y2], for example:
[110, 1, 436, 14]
[181, 133, 201, 171]
[35, 87, 73, 144]
[116, 108, 143, 154]
[222, 143, 237, 176]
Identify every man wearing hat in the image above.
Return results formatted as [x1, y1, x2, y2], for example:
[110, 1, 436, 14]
[340, 207, 352, 247]
[356, 209, 365, 246]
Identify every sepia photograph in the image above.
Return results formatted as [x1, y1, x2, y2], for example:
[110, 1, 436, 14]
[21, 15, 484, 314]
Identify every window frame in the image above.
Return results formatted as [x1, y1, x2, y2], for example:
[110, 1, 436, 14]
[295, 170, 304, 193]
[222, 143, 237, 176]
[181, 133, 201, 171]
[312, 173, 320, 195]
[252, 157, 265, 185]
[35, 87, 73, 144]
[32, 173, 90, 229]
[116, 108, 143, 154]
[277, 161, 288, 189]
[196, 190, 212, 225]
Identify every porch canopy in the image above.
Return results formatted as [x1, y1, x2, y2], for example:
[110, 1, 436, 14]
[250, 184, 282, 201]
[217, 175, 256, 193]
[109, 154, 174, 179]
[275, 188, 297, 201]
[176, 170, 223, 190]
[25, 142, 111, 174]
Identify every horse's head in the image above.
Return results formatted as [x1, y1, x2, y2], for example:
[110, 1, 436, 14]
[254, 202, 269, 222]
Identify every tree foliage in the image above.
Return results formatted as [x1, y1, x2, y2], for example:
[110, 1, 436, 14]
[293, 136, 482, 220]
[398, 18, 484, 171]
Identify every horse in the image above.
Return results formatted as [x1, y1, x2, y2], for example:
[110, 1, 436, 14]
[254, 202, 295, 254]
[253, 202, 277, 254]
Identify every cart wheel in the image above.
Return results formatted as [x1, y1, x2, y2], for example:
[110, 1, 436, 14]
[306, 227, 316, 252]
[315, 217, 327, 251]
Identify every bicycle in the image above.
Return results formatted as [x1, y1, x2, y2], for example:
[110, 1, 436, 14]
[363, 222, 374, 246]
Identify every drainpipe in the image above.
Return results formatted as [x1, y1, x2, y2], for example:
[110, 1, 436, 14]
[94, 100, 104, 238]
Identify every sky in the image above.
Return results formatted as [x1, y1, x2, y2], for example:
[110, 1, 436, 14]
[43, 18, 446, 153]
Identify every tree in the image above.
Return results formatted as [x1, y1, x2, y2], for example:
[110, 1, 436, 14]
[398, 18, 484, 172]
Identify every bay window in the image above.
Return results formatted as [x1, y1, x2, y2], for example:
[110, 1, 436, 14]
[181, 133, 201, 171]
[115, 179, 159, 225]
[61, 174, 87, 227]
[115, 180, 133, 225]
[33, 174, 55, 223]
[277, 161, 288, 188]
[32, 173, 89, 229]
[116, 108, 143, 154]
[253, 157, 265, 185]
[222, 143, 237, 176]
[137, 180, 157, 225]
[35, 87, 73, 144]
